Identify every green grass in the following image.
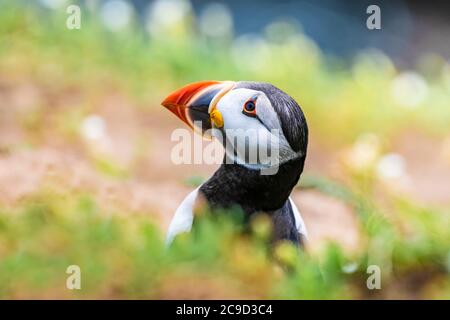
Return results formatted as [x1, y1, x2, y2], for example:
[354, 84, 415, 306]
[0, 180, 448, 299]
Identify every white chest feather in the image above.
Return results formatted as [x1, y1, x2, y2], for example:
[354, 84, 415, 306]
[165, 187, 307, 245]
[165, 187, 200, 245]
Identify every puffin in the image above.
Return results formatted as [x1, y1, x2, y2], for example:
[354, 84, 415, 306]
[162, 81, 308, 246]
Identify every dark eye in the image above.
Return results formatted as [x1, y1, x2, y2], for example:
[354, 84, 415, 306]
[244, 101, 255, 111]
[243, 100, 257, 117]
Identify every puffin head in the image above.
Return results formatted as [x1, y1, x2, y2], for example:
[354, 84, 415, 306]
[162, 81, 308, 173]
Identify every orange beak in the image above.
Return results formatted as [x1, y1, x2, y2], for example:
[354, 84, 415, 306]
[161, 81, 235, 135]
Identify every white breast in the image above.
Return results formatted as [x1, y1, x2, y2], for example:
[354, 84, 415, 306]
[165, 187, 200, 245]
[165, 187, 307, 245]
[289, 197, 308, 238]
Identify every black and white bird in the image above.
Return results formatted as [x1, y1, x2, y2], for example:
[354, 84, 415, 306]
[162, 81, 308, 246]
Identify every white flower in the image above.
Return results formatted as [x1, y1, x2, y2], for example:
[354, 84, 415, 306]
[100, 0, 134, 32]
[232, 34, 270, 71]
[346, 133, 380, 170]
[80, 114, 106, 141]
[199, 2, 233, 38]
[376, 153, 406, 179]
[391, 71, 428, 109]
[146, 0, 191, 35]
[342, 262, 359, 274]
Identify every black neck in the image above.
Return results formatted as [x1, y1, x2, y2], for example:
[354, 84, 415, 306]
[199, 156, 305, 214]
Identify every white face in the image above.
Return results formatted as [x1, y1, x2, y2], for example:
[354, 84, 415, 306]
[212, 88, 299, 170]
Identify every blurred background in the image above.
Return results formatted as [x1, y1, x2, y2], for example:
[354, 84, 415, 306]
[0, 0, 449, 299]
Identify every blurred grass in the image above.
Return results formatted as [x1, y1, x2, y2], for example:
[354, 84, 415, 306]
[1, 2, 450, 147]
[0, 2, 449, 299]
[0, 181, 448, 299]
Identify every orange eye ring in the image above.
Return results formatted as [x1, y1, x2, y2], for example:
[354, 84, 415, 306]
[243, 99, 257, 117]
